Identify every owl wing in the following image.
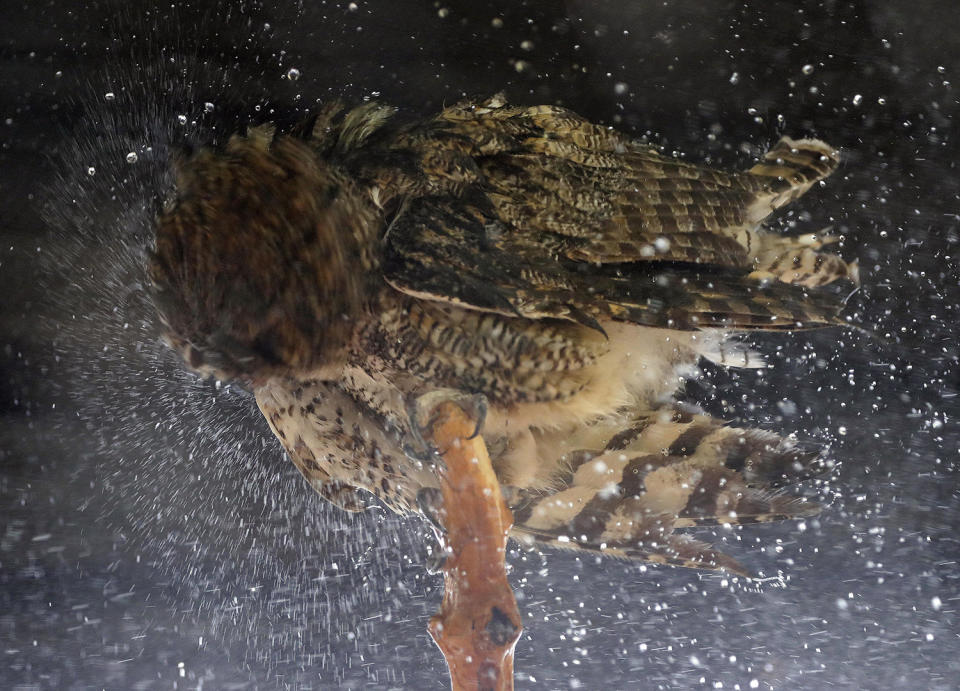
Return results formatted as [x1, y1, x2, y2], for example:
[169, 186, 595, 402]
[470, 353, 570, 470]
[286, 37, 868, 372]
[507, 407, 828, 576]
[382, 97, 853, 332]
[383, 193, 846, 333]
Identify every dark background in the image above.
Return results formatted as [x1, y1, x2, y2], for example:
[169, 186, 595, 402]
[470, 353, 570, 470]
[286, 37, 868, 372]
[2, 1, 958, 688]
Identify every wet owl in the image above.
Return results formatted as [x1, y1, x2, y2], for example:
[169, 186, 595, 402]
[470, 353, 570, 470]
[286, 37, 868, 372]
[150, 94, 855, 576]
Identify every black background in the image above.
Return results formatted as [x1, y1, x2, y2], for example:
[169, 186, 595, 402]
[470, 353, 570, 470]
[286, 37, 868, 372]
[2, 1, 959, 689]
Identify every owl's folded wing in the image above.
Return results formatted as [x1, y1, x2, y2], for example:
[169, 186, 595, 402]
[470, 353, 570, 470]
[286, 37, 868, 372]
[382, 193, 847, 333]
[382, 96, 852, 331]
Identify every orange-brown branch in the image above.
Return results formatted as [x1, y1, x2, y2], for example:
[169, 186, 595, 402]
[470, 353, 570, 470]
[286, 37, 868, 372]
[420, 400, 523, 691]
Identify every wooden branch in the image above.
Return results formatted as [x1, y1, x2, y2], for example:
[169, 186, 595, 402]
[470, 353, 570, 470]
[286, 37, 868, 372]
[416, 398, 523, 691]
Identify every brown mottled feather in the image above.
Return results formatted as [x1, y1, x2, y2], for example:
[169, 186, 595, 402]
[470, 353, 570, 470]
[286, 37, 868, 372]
[151, 94, 852, 575]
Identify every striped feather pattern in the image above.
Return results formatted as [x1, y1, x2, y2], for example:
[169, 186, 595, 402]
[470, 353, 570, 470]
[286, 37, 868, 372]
[154, 95, 850, 578]
[381, 95, 852, 332]
[508, 407, 826, 575]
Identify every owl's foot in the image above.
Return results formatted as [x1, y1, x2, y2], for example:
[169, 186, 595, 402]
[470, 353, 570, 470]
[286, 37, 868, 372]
[406, 390, 487, 460]
[411, 391, 522, 689]
[424, 541, 449, 575]
[402, 440, 438, 464]
[410, 394, 490, 575]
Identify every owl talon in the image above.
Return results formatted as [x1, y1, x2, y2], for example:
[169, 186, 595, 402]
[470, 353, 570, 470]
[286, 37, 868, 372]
[403, 441, 439, 464]
[407, 390, 488, 451]
[424, 540, 449, 575]
[464, 395, 488, 440]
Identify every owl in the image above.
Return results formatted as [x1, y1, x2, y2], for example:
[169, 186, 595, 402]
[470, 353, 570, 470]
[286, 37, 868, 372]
[150, 94, 856, 576]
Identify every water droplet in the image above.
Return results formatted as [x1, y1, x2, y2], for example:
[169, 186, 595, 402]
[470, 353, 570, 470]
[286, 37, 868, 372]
[729, 72, 740, 85]
[801, 64, 814, 75]
[491, 17, 503, 28]
[204, 102, 215, 113]
[286, 67, 301, 80]
[87, 166, 96, 176]
[877, 97, 887, 105]
[520, 40, 534, 51]
[835, 598, 848, 610]
[177, 114, 188, 125]
[838, 425, 847, 436]
[347, 2, 357, 10]
[514, 59, 531, 73]
[852, 94, 863, 106]
[104, 91, 116, 101]
[931, 596, 942, 611]
[614, 82, 628, 95]
[125, 152, 138, 164]
[437, 7, 449, 18]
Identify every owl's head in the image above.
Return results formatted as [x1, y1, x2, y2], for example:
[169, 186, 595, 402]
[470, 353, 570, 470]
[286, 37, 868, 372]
[150, 126, 381, 385]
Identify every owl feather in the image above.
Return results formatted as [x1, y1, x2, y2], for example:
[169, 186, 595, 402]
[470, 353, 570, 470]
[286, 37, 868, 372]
[151, 94, 854, 575]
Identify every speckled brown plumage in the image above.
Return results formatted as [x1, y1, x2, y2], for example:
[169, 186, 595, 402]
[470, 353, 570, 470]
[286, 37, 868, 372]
[151, 94, 854, 575]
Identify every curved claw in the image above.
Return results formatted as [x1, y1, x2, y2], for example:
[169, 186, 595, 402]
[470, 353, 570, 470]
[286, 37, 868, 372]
[403, 440, 438, 464]
[425, 539, 450, 575]
[406, 389, 488, 452]
[464, 395, 488, 440]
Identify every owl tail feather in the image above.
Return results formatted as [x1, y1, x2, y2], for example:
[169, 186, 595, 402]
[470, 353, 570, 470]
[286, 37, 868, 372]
[747, 136, 840, 214]
[738, 136, 857, 289]
[747, 228, 860, 288]
[507, 407, 829, 576]
[513, 523, 752, 577]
